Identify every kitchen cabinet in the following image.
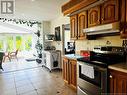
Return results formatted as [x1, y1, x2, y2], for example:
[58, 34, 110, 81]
[62, 57, 77, 90]
[120, 0, 127, 38]
[88, 0, 119, 27]
[69, 0, 120, 39]
[62, 57, 69, 83]
[109, 69, 127, 94]
[88, 6, 100, 27]
[78, 11, 87, 39]
[70, 11, 87, 40]
[69, 59, 77, 89]
[70, 15, 78, 40]
[101, 0, 119, 24]
[61, 0, 98, 15]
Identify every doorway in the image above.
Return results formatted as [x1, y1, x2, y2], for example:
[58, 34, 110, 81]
[62, 24, 75, 55]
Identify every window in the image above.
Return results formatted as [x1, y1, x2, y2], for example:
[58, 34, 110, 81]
[0, 34, 33, 52]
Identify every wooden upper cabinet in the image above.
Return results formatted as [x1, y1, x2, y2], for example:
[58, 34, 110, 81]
[101, 0, 119, 24]
[120, 0, 127, 38]
[78, 11, 87, 39]
[70, 15, 78, 40]
[88, 6, 100, 27]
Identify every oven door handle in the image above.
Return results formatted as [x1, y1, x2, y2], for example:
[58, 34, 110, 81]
[78, 86, 88, 95]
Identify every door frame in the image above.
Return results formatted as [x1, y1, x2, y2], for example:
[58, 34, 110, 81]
[62, 24, 70, 55]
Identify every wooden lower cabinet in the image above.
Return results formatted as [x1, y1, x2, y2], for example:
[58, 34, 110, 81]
[69, 59, 77, 90]
[62, 57, 77, 90]
[109, 69, 127, 94]
[62, 57, 69, 83]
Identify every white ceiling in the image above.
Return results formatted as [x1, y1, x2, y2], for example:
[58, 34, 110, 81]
[0, 0, 69, 34]
[4, 0, 68, 21]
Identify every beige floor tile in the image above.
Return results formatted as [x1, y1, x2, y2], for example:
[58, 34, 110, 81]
[0, 60, 76, 95]
[16, 84, 34, 94]
[14, 76, 28, 82]
[18, 90, 38, 95]
[0, 88, 16, 95]
[15, 79, 31, 87]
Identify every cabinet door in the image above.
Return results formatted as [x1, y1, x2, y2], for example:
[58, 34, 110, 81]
[101, 0, 119, 24]
[88, 6, 100, 27]
[121, 0, 127, 38]
[70, 15, 78, 40]
[62, 57, 69, 83]
[69, 59, 77, 90]
[109, 69, 127, 94]
[109, 70, 118, 94]
[78, 11, 87, 39]
[117, 76, 127, 94]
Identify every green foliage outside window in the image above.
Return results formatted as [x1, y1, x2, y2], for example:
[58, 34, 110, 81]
[16, 36, 23, 50]
[0, 40, 3, 51]
[7, 36, 13, 52]
[25, 35, 32, 50]
[0, 35, 32, 52]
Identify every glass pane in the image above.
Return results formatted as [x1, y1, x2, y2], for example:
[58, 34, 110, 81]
[25, 35, 32, 51]
[7, 36, 13, 52]
[16, 36, 23, 50]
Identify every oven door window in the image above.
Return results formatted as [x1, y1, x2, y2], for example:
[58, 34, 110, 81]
[79, 64, 101, 87]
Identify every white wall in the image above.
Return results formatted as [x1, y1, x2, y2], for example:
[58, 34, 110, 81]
[41, 21, 51, 49]
[64, 30, 70, 49]
[50, 15, 70, 50]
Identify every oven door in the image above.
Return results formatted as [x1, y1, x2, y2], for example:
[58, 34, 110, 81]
[77, 61, 107, 95]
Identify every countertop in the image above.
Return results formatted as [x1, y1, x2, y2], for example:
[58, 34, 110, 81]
[64, 54, 127, 73]
[63, 54, 83, 60]
[108, 62, 127, 73]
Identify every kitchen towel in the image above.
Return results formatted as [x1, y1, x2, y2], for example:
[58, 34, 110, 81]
[81, 64, 94, 79]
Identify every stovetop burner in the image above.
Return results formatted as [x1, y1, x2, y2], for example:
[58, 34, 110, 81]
[78, 46, 126, 67]
[77, 53, 126, 67]
[77, 57, 108, 67]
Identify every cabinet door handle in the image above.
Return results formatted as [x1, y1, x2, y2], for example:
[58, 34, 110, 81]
[109, 75, 113, 78]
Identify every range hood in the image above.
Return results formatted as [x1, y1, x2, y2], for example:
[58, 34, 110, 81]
[83, 22, 120, 36]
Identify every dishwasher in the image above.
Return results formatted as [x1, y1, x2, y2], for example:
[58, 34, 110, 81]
[42, 50, 61, 72]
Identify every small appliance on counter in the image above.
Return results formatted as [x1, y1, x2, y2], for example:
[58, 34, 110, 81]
[45, 34, 55, 41]
[65, 41, 75, 54]
[77, 46, 126, 95]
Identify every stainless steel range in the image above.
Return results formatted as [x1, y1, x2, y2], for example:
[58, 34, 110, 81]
[77, 46, 126, 95]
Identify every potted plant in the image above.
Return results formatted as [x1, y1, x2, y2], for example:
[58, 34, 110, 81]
[35, 30, 43, 63]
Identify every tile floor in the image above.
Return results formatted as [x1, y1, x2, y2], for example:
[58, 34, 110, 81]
[0, 67, 77, 95]
[1, 58, 42, 73]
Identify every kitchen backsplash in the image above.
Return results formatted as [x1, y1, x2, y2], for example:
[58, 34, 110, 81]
[75, 35, 123, 52]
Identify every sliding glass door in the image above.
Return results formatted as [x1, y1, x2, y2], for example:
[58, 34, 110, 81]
[0, 34, 33, 52]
